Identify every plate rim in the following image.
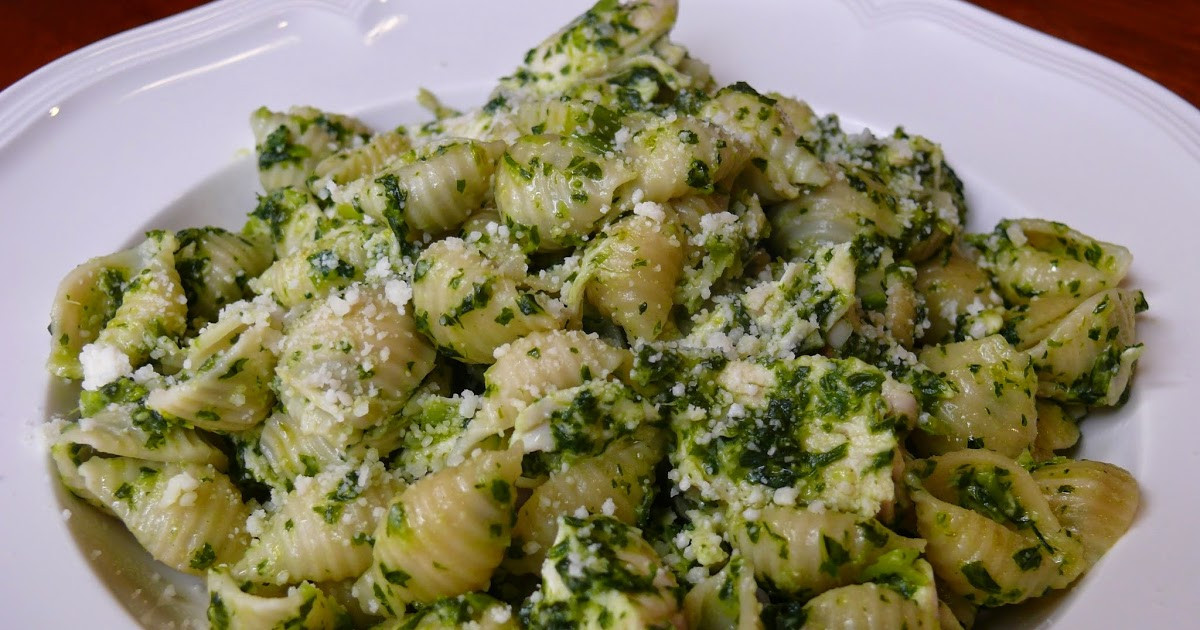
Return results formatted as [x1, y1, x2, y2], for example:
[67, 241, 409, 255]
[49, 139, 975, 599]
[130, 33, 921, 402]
[2, 0, 1197, 156]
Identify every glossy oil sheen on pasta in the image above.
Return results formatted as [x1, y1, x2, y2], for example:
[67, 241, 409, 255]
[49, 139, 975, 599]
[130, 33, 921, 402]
[43, 1, 1146, 628]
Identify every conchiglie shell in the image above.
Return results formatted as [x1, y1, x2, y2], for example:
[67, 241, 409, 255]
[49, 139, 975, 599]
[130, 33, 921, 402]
[971, 218, 1131, 308]
[494, 134, 634, 251]
[96, 232, 188, 368]
[251, 105, 371, 192]
[912, 335, 1037, 458]
[59, 406, 228, 469]
[458, 330, 630, 454]
[800, 582, 934, 629]
[683, 556, 762, 630]
[701, 86, 827, 202]
[535, 514, 685, 629]
[251, 225, 398, 309]
[1025, 288, 1143, 406]
[275, 285, 435, 434]
[246, 187, 331, 259]
[47, 248, 139, 378]
[509, 0, 677, 93]
[506, 427, 665, 574]
[237, 412, 350, 489]
[914, 245, 1004, 346]
[174, 227, 273, 328]
[732, 506, 924, 598]
[577, 211, 684, 341]
[207, 569, 346, 630]
[912, 450, 1085, 605]
[1032, 459, 1139, 566]
[147, 299, 281, 432]
[411, 238, 565, 363]
[507, 97, 606, 138]
[233, 461, 402, 584]
[767, 169, 904, 260]
[913, 488, 1064, 606]
[79, 458, 248, 575]
[312, 129, 412, 190]
[619, 116, 747, 202]
[343, 139, 505, 234]
[362, 448, 522, 610]
[509, 380, 655, 458]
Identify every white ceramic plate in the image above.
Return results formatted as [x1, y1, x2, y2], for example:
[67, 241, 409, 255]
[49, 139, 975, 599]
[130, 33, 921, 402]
[2, 0, 1198, 627]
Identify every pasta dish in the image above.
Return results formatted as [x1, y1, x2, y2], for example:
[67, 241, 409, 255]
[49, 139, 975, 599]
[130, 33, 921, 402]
[43, 0, 1144, 627]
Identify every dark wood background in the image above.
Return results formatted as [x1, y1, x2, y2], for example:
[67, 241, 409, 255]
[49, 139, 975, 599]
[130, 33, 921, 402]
[1, 0, 1198, 106]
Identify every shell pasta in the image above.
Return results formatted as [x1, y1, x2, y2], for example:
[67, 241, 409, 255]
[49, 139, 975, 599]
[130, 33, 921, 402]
[42, 0, 1145, 628]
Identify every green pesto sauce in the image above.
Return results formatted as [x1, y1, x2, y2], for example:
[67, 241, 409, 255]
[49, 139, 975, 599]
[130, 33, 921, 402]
[306, 249, 356, 283]
[313, 471, 364, 524]
[952, 464, 1032, 531]
[761, 601, 807, 630]
[862, 548, 927, 599]
[207, 592, 231, 630]
[249, 187, 310, 242]
[401, 593, 506, 629]
[679, 358, 887, 493]
[79, 377, 147, 416]
[373, 173, 420, 258]
[960, 560, 1002, 594]
[525, 515, 664, 627]
[257, 125, 310, 170]
[189, 543, 216, 570]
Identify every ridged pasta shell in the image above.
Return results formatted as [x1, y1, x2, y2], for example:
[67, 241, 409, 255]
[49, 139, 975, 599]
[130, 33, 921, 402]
[361, 448, 522, 610]
[79, 458, 248, 575]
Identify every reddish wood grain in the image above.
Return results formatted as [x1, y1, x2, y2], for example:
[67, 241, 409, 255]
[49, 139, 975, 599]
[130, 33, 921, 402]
[0, 0, 209, 90]
[970, 0, 1200, 107]
[0, 0, 1197, 107]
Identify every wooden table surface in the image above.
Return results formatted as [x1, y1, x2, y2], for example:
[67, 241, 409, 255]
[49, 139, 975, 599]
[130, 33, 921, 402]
[1, 0, 1198, 107]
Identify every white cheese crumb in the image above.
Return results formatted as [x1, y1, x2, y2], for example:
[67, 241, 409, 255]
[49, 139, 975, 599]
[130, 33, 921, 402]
[489, 606, 513, 623]
[613, 127, 632, 151]
[773, 486, 799, 506]
[245, 509, 268, 537]
[601, 498, 616, 516]
[130, 365, 158, 385]
[685, 566, 709, 585]
[632, 200, 665, 222]
[492, 341, 514, 361]
[79, 343, 133, 391]
[1005, 222, 1028, 246]
[328, 294, 352, 317]
[293, 475, 314, 496]
[160, 471, 200, 508]
[458, 390, 481, 419]
[385, 279, 412, 314]
[365, 257, 392, 280]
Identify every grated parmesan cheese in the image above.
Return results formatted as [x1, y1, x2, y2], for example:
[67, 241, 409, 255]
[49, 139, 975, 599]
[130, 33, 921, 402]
[159, 471, 200, 508]
[79, 343, 132, 391]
